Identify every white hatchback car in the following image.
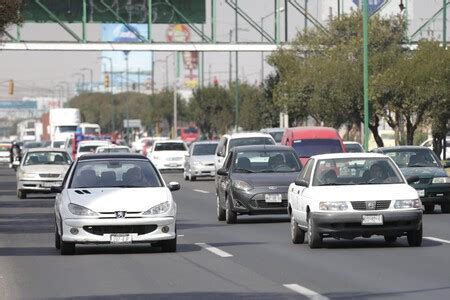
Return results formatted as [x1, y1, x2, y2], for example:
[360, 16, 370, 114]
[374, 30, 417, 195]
[53, 153, 180, 255]
[288, 153, 423, 248]
[147, 140, 188, 171]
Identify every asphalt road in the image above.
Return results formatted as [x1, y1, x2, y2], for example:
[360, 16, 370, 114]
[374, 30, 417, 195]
[1, 165, 450, 300]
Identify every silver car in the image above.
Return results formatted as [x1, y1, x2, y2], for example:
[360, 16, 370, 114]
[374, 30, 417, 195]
[184, 141, 219, 181]
[16, 148, 72, 199]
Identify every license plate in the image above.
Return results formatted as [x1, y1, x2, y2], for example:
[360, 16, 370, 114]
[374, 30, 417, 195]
[167, 163, 179, 167]
[417, 190, 425, 197]
[265, 194, 282, 203]
[362, 215, 383, 225]
[110, 234, 132, 244]
[43, 182, 59, 188]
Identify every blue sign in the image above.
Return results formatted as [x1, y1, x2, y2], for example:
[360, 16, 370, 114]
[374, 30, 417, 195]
[352, 0, 386, 14]
[0, 101, 37, 110]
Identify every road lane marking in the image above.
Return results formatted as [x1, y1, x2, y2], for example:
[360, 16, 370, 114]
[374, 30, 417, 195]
[283, 284, 329, 300]
[195, 243, 233, 258]
[177, 234, 185, 237]
[193, 189, 210, 194]
[424, 237, 450, 244]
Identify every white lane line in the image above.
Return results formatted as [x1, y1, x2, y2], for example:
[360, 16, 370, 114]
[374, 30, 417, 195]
[424, 237, 450, 244]
[195, 243, 233, 258]
[283, 284, 329, 300]
[177, 234, 185, 237]
[193, 189, 210, 194]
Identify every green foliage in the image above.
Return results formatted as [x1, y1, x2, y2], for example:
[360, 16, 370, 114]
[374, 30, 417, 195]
[0, 0, 23, 36]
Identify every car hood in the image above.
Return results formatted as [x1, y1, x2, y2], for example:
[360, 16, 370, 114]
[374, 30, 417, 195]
[305, 184, 418, 201]
[191, 155, 215, 164]
[232, 172, 299, 188]
[67, 187, 171, 212]
[151, 151, 188, 159]
[21, 165, 69, 174]
[400, 167, 447, 179]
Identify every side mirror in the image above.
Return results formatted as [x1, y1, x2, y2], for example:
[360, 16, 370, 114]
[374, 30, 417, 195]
[168, 182, 180, 192]
[218, 151, 225, 157]
[406, 175, 420, 184]
[50, 185, 64, 193]
[443, 161, 450, 169]
[294, 179, 309, 187]
[217, 168, 228, 176]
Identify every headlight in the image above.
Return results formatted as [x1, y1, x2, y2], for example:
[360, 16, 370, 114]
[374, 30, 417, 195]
[143, 201, 170, 215]
[192, 160, 202, 166]
[68, 203, 98, 216]
[319, 201, 348, 211]
[432, 177, 450, 184]
[22, 172, 39, 179]
[394, 199, 422, 209]
[233, 180, 253, 192]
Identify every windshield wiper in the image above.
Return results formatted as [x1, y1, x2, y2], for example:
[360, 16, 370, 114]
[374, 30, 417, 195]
[260, 169, 275, 173]
[319, 182, 354, 186]
[114, 185, 146, 188]
[234, 168, 254, 173]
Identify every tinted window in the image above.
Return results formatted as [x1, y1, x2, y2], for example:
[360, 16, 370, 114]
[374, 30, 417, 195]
[383, 148, 441, 168]
[52, 141, 65, 148]
[269, 132, 284, 143]
[154, 142, 187, 151]
[70, 159, 162, 188]
[58, 126, 77, 133]
[292, 139, 343, 157]
[24, 151, 72, 166]
[23, 142, 42, 149]
[84, 127, 100, 135]
[345, 143, 364, 153]
[233, 150, 301, 173]
[193, 143, 218, 156]
[229, 137, 275, 150]
[79, 145, 101, 153]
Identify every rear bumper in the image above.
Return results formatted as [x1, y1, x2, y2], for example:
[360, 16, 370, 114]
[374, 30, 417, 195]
[413, 184, 450, 205]
[18, 180, 62, 192]
[190, 165, 215, 177]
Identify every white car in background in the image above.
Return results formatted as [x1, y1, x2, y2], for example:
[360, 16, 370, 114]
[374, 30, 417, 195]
[184, 141, 219, 181]
[95, 145, 131, 153]
[147, 140, 188, 171]
[53, 153, 180, 255]
[288, 153, 423, 248]
[0, 142, 11, 164]
[421, 138, 450, 160]
[76, 140, 111, 158]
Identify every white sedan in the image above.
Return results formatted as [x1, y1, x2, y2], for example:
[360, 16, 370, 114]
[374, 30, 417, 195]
[288, 153, 423, 248]
[147, 140, 188, 171]
[53, 153, 180, 255]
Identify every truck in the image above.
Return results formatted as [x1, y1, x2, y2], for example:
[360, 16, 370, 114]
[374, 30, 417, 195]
[49, 108, 80, 144]
[79, 123, 101, 136]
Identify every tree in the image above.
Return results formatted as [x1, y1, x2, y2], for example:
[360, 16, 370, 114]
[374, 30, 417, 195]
[260, 73, 282, 128]
[0, 0, 23, 37]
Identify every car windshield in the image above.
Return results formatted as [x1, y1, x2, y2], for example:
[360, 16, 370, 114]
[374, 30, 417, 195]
[58, 126, 77, 133]
[383, 148, 441, 168]
[312, 157, 404, 186]
[233, 150, 301, 173]
[193, 143, 218, 156]
[345, 143, 364, 153]
[84, 127, 100, 135]
[23, 142, 42, 149]
[154, 142, 187, 151]
[268, 131, 284, 143]
[229, 137, 275, 150]
[292, 139, 343, 157]
[24, 151, 72, 166]
[70, 159, 162, 188]
[97, 147, 130, 153]
[52, 141, 65, 148]
[79, 145, 103, 153]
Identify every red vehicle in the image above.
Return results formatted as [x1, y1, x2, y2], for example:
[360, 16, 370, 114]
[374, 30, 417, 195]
[177, 126, 199, 145]
[281, 127, 345, 166]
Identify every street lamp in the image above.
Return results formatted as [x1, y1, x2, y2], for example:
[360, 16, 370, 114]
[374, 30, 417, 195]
[58, 81, 70, 102]
[72, 73, 85, 93]
[81, 68, 93, 93]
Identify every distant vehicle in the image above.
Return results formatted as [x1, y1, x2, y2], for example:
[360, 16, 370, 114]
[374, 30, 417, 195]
[216, 145, 302, 223]
[177, 126, 199, 145]
[0, 143, 11, 164]
[22, 141, 44, 150]
[372, 146, 450, 214]
[53, 153, 180, 255]
[15, 148, 72, 199]
[420, 138, 450, 160]
[344, 141, 365, 153]
[49, 108, 81, 142]
[114, 139, 128, 146]
[281, 127, 345, 166]
[184, 141, 219, 181]
[215, 132, 276, 171]
[79, 123, 101, 136]
[41, 141, 51, 148]
[76, 140, 111, 158]
[288, 153, 423, 248]
[260, 128, 285, 144]
[147, 140, 188, 171]
[132, 137, 168, 154]
[95, 145, 131, 153]
[51, 140, 66, 149]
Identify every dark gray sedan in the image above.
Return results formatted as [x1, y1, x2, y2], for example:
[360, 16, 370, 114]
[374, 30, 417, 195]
[216, 145, 302, 224]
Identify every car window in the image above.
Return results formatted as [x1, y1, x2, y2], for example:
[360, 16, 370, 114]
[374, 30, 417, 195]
[79, 145, 102, 153]
[233, 150, 301, 173]
[383, 148, 441, 168]
[228, 137, 275, 151]
[62, 162, 74, 188]
[154, 142, 187, 151]
[297, 159, 314, 184]
[24, 151, 72, 166]
[223, 152, 234, 170]
[345, 143, 364, 153]
[193, 143, 218, 156]
[70, 159, 162, 188]
[292, 139, 343, 157]
[268, 131, 284, 143]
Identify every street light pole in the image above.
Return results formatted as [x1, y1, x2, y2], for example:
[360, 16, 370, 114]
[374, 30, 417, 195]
[362, 0, 369, 151]
[81, 68, 93, 93]
[72, 73, 85, 93]
[124, 51, 130, 145]
[99, 56, 115, 133]
[444, 0, 447, 50]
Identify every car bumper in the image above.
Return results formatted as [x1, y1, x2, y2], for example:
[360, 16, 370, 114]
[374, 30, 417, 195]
[413, 184, 450, 205]
[62, 216, 176, 243]
[231, 189, 289, 215]
[190, 165, 215, 177]
[0, 157, 10, 163]
[154, 161, 185, 170]
[311, 210, 422, 237]
[18, 180, 63, 192]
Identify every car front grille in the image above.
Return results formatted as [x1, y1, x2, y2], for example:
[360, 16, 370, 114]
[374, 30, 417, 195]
[83, 225, 158, 236]
[351, 201, 391, 210]
[39, 173, 60, 178]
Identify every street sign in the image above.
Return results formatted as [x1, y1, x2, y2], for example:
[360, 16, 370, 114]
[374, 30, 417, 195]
[352, 0, 386, 14]
[123, 119, 142, 129]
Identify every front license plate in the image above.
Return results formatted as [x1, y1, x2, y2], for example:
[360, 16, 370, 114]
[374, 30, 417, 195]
[167, 163, 179, 167]
[417, 189, 425, 197]
[110, 234, 132, 244]
[43, 182, 59, 188]
[362, 215, 383, 225]
[265, 194, 282, 203]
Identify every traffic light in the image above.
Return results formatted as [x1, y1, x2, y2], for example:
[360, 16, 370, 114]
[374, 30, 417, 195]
[8, 80, 14, 95]
[103, 73, 110, 88]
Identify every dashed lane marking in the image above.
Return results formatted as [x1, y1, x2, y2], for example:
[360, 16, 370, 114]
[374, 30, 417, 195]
[283, 284, 329, 300]
[195, 243, 233, 258]
[193, 189, 210, 194]
[424, 237, 450, 244]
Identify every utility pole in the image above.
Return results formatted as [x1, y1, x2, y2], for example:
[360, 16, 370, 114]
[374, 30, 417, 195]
[173, 52, 180, 139]
[444, 0, 448, 49]
[99, 56, 115, 132]
[362, 0, 369, 150]
[229, 30, 233, 86]
[124, 51, 130, 145]
[235, 0, 239, 132]
[81, 68, 93, 92]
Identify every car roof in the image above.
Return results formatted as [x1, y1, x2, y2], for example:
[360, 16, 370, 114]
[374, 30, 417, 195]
[286, 127, 340, 139]
[77, 153, 148, 161]
[311, 153, 387, 160]
[192, 140, 219, 145]
[374, 146, 430, 151]
[233, 145, 295, 152]
[226, 132, 274, 139]
[343, 141, 362, 145]
[153, 139, 186, 144]
[25, 148, 69, 153]
[78, 140, 110, 146]
[260, 128, 285, 133]
[97, 145, 129, 149]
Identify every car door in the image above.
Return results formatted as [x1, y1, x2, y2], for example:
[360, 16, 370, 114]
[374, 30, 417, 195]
[217, 151, 233, 208]
[292, 159, 314, 227]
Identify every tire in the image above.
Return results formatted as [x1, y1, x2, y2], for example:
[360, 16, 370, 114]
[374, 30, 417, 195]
[290, 214, 305, 244]
[183, 171, 189, 181]
[55, 221, 61, 250]
[190, 174, 196, 181]
[60, 240, 75, 255]
[307, 215, 322, 249]
[424, 204, 434, 214]
[217, 194, 225, 221]
[407, 225, 423, 247]
[17, 190, 26, 199]
[441, 203, 450, 214]
[384, 236, 397, 243]
[161, 237, 177, 252]
[225, 196, 237, 224]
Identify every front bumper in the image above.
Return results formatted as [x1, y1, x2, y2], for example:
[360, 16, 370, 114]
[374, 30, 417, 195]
[62, 216, 176, 243]
[18, 180, 62, 192]
[311, 210, 422, 237]
[412, 183, 450, 205]
[231, 188, 288, 215]
[190, 165, 215, 177]
[0, 157, 10, 163]
[153, 160, 185, 170]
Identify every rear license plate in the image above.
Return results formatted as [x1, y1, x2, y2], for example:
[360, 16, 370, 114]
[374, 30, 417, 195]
[265, 194, 282, 203]
[110, 234, 132, 244]
[417, 189, 425, 197]
[43, 182, 59, 188]
[362, 215, 383, 225]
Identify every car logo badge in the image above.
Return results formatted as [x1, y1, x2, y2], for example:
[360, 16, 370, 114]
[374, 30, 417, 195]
[268, 186, 277, 190]
[115, 211, 126, 218]
[366, 201, 376, 210]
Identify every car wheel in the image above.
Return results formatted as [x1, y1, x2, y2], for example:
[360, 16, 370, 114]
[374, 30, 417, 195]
[384, 236, 397, 243]
[217, 195, 225, 221]
[407, 225, 423, 247]
[290, 214, 305, 244]
[441, 203, 450, 213]
[183, 171, 189, 181]
[55, 221, 61, 250]
[60, 240, 75, 255]
[17, 190, 26, 199]
[226, 196, 237, 224]
[424, 204, 434, 214]
[307, 215, 322, 249]
[161, 237, 177, 252]
[190, 174, 196, 181]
